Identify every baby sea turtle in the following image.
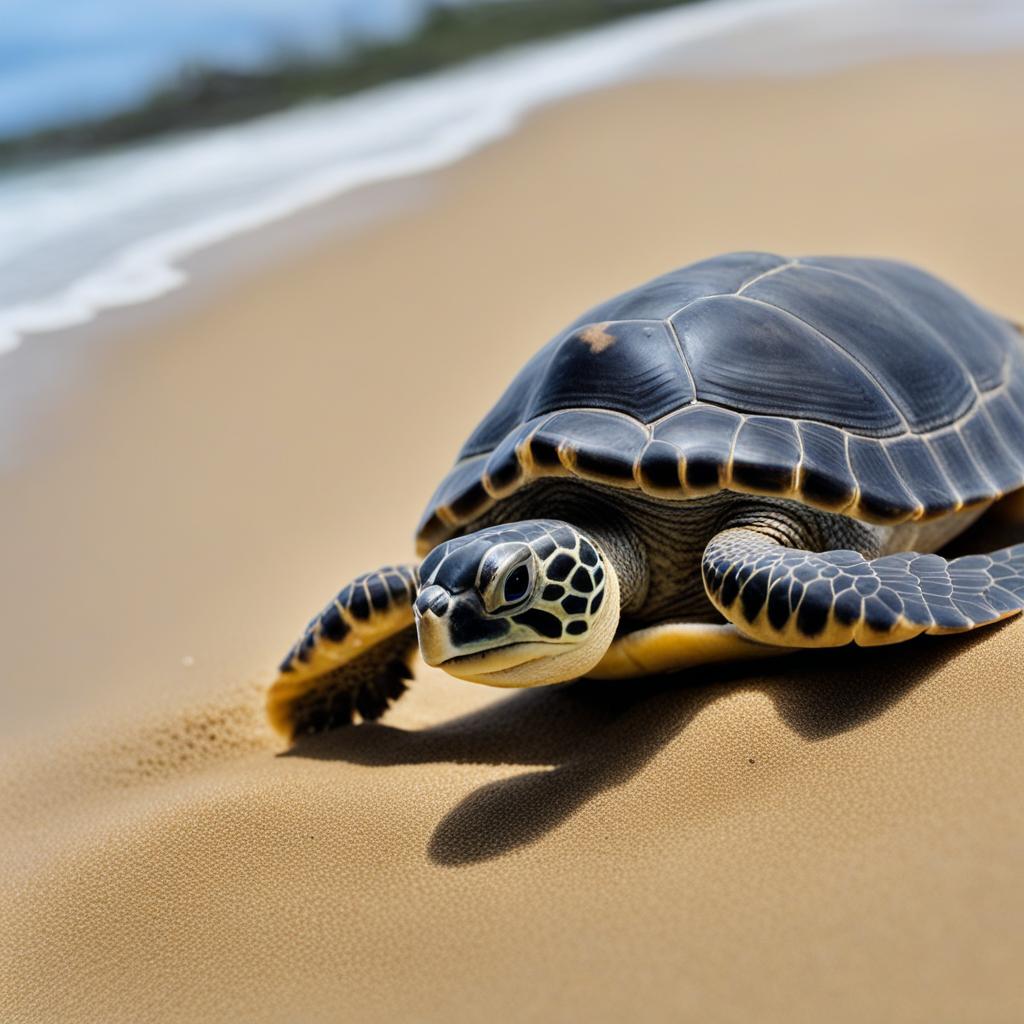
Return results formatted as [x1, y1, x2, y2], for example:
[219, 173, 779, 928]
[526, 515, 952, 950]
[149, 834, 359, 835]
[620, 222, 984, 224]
[268, 252, 1024, 738]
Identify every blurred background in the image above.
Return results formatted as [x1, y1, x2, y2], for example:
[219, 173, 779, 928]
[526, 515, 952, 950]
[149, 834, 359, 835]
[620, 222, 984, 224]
[3, 0, 1022, 353]
[3, 1, 680, 143]
[1, 0, 696, 349]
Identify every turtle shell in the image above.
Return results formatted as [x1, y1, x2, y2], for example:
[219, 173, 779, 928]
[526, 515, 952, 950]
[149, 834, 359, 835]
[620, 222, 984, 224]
[417, 252, 1024, 553]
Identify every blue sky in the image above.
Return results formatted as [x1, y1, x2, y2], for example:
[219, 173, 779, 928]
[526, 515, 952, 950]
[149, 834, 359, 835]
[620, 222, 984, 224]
[0, 0, 442, 138]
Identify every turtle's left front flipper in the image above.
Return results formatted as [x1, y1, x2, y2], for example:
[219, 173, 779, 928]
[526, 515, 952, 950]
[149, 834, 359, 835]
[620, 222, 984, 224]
[267, 565, 419, 739]
[703, 529, 1024, 648]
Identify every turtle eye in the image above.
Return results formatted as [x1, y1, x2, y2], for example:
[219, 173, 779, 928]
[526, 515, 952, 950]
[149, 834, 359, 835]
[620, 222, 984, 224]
[482, 555, 535, 613]
[502, 564, 531, 605]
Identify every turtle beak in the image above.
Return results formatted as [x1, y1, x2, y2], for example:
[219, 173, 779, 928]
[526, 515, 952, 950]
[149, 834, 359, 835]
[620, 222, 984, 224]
[414, 585, 457, 667]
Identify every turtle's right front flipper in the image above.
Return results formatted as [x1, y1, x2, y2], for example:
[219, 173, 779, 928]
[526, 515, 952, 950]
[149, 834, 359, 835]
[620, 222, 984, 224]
[267, 565, 419, 739]
[702, 529, 1024, 648]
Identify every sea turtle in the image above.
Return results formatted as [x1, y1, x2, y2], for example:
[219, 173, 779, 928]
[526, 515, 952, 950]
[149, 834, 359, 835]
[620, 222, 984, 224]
[268, 251, 1024, 738]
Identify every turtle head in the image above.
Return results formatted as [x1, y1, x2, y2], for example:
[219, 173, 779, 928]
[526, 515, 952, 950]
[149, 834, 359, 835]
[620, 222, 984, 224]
[414, 520, 620, 687]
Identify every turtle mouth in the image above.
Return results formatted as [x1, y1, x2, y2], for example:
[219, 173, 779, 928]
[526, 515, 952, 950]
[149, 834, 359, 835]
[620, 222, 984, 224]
[439, 641, 571, 684]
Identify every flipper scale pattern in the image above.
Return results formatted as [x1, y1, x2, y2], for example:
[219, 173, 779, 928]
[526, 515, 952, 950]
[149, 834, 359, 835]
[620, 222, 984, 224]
[703, 529, 1024, 647]
[268, 564, 419, 738]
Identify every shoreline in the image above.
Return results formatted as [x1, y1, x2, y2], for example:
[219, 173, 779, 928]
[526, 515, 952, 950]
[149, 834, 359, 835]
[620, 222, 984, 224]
[5, 0, 1024, 357]
[8, 42, 1024, 377]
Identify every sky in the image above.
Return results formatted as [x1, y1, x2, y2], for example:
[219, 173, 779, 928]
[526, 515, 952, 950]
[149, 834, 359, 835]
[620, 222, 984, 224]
[0, 0, 445, 138]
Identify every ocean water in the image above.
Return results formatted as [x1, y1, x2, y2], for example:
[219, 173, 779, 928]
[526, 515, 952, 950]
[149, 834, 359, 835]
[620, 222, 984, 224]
[1, 0, 439, 138]
[1, 0, 1023, 354]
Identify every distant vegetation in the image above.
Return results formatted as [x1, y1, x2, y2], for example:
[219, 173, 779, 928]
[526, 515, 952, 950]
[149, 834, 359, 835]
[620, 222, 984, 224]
[2, 0, 693, 166]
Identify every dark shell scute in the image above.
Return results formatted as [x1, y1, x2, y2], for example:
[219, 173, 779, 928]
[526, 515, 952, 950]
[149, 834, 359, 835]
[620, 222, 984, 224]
[886, 437, 958, 516]
[530, 410, 646, 484]
[653, 405, 743, 490]
[481, 419, 536, 495]
[980, 394, 1024, 489]
[637, 439, 683, 492]
[730, 416, 800, 494]
[569, 251, 788, 324]
[928, 431, 996, 508]
[525, 320, 694, 424]
[847, 437, 919, 521]
[435, 455, 491, 521]
[672, 295, 904, 435]
[803, 257, 1013, 391]
[797, 422, 857, 509]
[523, 422, 564, 471]
[959, 407, 1022, 494]
[745, 264, 975, 433]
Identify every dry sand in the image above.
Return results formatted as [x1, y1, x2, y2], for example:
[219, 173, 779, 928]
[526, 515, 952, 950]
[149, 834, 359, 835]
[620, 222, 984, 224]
[2, 53, 1024, 1023]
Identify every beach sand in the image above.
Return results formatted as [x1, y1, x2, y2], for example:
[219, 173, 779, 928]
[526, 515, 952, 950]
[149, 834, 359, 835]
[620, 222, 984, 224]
[3, 52, 1024, 1022]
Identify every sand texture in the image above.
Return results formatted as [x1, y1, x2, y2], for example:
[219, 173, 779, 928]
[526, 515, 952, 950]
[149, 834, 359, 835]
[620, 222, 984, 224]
[2, 53, 1024, 1022]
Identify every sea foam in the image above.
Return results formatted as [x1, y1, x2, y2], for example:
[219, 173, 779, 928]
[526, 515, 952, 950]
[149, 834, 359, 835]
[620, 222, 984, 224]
[1, 0, 1022, 353]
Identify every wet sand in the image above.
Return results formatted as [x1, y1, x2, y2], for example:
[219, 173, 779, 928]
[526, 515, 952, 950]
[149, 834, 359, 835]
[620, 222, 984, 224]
[2, 52, 1024, 1023]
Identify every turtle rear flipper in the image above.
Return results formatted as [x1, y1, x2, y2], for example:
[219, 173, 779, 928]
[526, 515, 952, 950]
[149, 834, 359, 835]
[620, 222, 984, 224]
[268, 565, 419, 739]
[702, 529, 1024, 648]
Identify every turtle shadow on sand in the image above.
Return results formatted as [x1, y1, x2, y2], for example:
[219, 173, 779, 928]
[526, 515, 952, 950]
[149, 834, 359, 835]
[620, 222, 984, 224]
[284, 623, 1006, 868]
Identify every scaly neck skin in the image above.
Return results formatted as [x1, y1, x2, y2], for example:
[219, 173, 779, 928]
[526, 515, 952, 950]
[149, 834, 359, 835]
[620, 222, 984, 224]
[579, 514, 649, 616]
